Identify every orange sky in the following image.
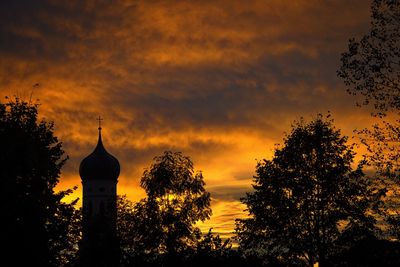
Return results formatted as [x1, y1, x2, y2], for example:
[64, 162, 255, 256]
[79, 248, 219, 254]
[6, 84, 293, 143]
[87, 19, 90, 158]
[0, 0, 375, 236]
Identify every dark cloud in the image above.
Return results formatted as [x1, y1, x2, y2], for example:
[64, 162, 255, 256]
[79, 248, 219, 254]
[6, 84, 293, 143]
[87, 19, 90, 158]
[232, 170, 255, 181]
[208, 185, 252, 201]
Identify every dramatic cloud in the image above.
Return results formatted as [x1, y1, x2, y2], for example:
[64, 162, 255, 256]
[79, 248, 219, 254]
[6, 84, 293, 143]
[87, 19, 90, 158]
[0, 0, 373, 234]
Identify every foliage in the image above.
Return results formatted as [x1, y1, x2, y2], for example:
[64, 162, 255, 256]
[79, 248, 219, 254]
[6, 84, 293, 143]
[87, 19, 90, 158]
[117, 151, 213, 266]
[117, 194, 236, 267]
[139, 151, 211, 254]
[330, 237, 400, 267]
[0, 97, 79, 267]
[236, 115, 382, 266]
[185, 228, 232, 267]
[194, 228, 231, 257]
[338, 0, 400, 179]
[338, 0, 400, 238]
[338, 0, 400, 184]
[117, 195, 137, 264]
[338, 0, 400, 115]
[387, 213, 400, 240]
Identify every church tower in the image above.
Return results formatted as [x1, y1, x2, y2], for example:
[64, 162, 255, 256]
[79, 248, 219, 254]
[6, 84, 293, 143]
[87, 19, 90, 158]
[79, 118, 120, 267]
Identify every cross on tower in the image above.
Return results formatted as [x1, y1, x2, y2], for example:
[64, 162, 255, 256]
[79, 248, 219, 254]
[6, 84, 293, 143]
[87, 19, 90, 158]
[97, 116, 103, 130]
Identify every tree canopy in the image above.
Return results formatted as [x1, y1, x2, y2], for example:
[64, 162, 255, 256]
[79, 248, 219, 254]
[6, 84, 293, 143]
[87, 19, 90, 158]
[0, 97, 79, 267]
[338, 0, 400, 239]
[338, 0, 400, 115]
[236, 115, 381, 267]
[120, 151, 212, 265]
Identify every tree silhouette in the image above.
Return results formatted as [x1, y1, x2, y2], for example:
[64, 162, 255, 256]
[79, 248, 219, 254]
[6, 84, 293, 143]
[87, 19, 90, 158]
[338, 0, 400, 238]
[187, 229, 232, 267]
[0, 97, 79, 267]
[338, 0, 400, 178]
[118, 151, 211, 266]
[236, 115, 382, 267]
[116, 195, 157, 266]
[338, 0, 400, 115]
[118, 192, 234, 267]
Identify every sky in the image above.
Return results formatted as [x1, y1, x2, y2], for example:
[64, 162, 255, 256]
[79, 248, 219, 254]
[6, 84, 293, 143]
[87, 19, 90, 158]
[0, 0, 375, 238]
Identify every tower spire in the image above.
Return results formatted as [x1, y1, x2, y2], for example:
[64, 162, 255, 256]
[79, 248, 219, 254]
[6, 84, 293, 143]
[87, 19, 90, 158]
[97, 116, 103, 141]
[97, 116, 103, 131]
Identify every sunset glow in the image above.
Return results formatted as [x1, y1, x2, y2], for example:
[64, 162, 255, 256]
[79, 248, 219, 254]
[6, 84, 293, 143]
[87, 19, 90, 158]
[0, 0, 375, 237]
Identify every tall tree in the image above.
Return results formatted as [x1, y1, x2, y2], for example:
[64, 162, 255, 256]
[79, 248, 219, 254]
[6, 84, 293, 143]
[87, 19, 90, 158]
[124, 151, 211, 264]
[0, 97, 78, 267]
[236, 115, 381, 267]
[338, 0, 400, 237]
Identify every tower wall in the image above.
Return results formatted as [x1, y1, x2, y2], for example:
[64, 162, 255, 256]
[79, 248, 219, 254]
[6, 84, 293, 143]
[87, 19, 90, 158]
[82, 180, 117, 221]
[80, 180, 119, 267]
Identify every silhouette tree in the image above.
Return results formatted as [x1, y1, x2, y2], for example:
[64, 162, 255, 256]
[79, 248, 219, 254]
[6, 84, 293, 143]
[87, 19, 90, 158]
[187, 229, 232, 267]
[118, 151, 211, 265]
[0, 97, 79, 267]
[331, 237, 400, 267]
[117, 193, 232, 267]
[116, 195, 155, 266]
[338, 0, 400, 238]
[338, 0, 400, 180]
[338, 0, 400, 114]
[236, 115, 381, 267]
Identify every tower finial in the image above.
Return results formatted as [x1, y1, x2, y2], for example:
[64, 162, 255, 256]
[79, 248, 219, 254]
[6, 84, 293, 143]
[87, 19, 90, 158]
[97, 116, 103, 131]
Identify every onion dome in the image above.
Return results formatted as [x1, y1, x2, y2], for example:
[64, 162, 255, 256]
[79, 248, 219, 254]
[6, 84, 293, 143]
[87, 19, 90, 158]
[79, 125, 120, 181]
